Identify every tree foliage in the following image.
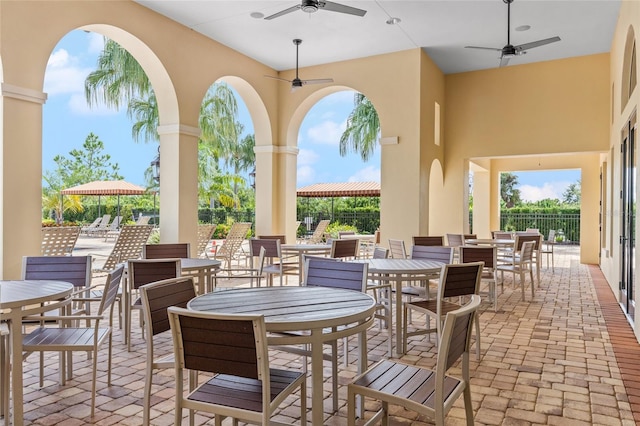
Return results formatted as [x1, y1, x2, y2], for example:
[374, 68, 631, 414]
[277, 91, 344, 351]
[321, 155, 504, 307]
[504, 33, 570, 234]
[500, 172, 522, 208]
[340, 93, 380, 161]
[562, 180, 581, 205]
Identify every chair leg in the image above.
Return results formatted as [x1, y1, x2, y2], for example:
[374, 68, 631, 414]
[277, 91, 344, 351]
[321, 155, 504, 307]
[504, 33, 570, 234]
[463, 384, 474, 426]
[529, 268, 535, 299]
[474, 313, 481, 361]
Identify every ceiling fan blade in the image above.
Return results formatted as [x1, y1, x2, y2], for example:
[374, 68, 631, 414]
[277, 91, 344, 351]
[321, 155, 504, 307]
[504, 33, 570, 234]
[301, 78, 334, 85]
[320, 1, 367, 17]
[515, 36, 561, 52]
[264, 75, 293, 83]
[465, 46, 503, 52]
[264, 5, 301, 20]
[499, 56, 511, 67]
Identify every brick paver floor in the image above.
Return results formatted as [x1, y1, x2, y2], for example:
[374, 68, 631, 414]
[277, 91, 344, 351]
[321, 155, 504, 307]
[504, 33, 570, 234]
[12, 243, 640, 425]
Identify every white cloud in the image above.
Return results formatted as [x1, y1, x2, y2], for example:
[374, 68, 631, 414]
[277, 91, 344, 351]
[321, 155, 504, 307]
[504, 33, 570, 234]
[307, 119, 346, 145]
[297, 165, 316, 185]
[298, 148, 319, 166]
[44, 49, 92, 96]
[348, 165, 381, 183]
[519, 181, 571, 202]
[87, 32, 105, 54]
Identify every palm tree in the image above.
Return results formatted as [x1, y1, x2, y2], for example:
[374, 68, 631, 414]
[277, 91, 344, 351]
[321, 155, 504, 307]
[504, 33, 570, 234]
[340, 92, 380, 162]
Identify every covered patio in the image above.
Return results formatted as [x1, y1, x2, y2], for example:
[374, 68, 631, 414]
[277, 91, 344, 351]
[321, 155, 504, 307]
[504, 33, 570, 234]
[18, 246, 640, 425]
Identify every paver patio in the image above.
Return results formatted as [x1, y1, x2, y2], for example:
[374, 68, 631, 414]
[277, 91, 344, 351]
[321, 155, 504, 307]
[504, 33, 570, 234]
[15, 243, 639, 425]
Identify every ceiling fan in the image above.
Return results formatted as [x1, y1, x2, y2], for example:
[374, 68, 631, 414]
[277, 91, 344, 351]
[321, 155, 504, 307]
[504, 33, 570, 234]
[264, 0, 366, 20]
[264, 39, 334, 92]
[465, 0, 561, 67]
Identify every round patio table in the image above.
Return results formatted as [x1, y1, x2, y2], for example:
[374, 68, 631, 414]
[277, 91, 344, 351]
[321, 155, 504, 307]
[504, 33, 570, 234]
[0, 280, 74, 426]
[188, 286, 376, 426]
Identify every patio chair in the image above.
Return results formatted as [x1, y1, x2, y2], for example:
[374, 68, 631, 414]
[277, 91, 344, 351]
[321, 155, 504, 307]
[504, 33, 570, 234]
[81, 214, 109, 236]
[249, 238, 296, 286]
[213, 221, 252, 272]
[102, 216, 124, 241]
[139, 276, 197, 426]
[87, 215, 119, 238]
[388, 238, 407, 259]
[196, 224, 216, 258]
[167, 307, 307, 426]
[329, 238, 359, 260]
[143, 243, 190, 259]
[413, 235, 445, 246]
[22, 265, 124, 417]
[497, 240, 536, 301]
[460, 245, 500, 311]
[92, 225, 155, 276]
[403, 262, 483, 359]
[542, 230, 556, 272]
[347, 295, 481, 426]
[307, 219, 330, 244]
[126, 258, 181, 351]
[40, 226, 81, 256]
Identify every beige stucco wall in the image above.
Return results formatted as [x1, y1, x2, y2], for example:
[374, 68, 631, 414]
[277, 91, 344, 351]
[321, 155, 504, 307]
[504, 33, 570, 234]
[601, 0, 640, 338]
[444, 54, 610, 264]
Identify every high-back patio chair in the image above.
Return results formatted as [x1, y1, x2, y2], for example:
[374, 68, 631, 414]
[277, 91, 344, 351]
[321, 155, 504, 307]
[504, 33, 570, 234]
[143, 243, 190, 259]
[40, 226, 81, 256]
[348, 295, 481, 426]
[412, 235, 445, 246]
[167, 307, 307, 426]
[388, 239, 407, 259]
[213, 221, 251, 271]
[196, 224, 216, 258]
[308, 219, 330, 244]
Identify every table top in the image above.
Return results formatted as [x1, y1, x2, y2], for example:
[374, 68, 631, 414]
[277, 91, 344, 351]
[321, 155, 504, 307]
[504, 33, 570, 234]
[281, 243, 331, 252]
[0, 280, 74, 309]
[188, 286, 376, 331]
[465, 238, 514, 246]
[357, 258, 445, 274]
[180, 258, 221, 270]
[339, 234, 376, 241]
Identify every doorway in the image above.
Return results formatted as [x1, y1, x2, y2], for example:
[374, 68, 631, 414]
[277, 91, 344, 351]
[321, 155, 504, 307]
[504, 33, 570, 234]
[620, 112, 637, 319]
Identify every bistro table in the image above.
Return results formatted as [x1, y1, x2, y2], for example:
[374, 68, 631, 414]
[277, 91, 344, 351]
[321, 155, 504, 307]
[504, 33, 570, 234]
[0, 280, 74, 426]
[180, 257, 221, 294]
[281, 243, 332, 282]
[188, 286, 376, 426]
[354, 258, 445, 356]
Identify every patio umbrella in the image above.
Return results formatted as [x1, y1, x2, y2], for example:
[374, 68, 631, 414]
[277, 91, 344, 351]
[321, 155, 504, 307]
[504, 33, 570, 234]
[61, 180, 147, 221]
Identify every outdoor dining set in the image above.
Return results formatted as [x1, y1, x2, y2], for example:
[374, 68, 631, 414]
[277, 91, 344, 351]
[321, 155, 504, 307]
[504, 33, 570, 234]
[0, 221, 557, 425]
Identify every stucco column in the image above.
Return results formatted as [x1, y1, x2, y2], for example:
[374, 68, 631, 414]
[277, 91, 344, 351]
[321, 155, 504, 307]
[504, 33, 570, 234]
[1, 83, 47, 279]
[472, 168, 492, 238]
[157, 124, 200, 256]
[254, 145, 299, 242]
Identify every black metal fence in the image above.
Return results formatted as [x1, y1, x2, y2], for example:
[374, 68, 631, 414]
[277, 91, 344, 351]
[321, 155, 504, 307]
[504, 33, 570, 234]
[498, 212, 580, 243]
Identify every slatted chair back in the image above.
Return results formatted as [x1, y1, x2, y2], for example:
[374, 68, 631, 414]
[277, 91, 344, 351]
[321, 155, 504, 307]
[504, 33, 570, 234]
[304, 258, 368, 292]
[388, 239, 407, 259]
[128, 259, 181, 291]
[22, 255, 92, 288]
[372, 247, 389, 259]
[40, 226, 81, 256]
[464, 234, 477, 240]
[493, 231, 513, 239]
[410, 245, 454, 263]
[446, 233, 464, 247]
[308, 219, 330, 243]
[440, 295, 481, 370]
[330, 238, 359, 259]
[519, 240, 535, 263]
[338, 231, 356, 238]
[141, 277, 197, 338]
[169, 307, 265, 379]
[257, 234, 286, 244]
[412, 235, 444, 246]
[460, 246, 496, 269]
[143, 243, 190, 259]
[515, 233, 542, 251]
[249, 238, 282, 262]
[525, 228, 540, 234]
[196, 224, 217, 258]
[97, 225, 155, 272]
[98, 265, 125, 316]
[438, 261, 483, 300]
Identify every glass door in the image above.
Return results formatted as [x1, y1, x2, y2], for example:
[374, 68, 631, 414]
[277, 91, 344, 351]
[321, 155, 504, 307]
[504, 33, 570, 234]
[620, 115, 636, 319]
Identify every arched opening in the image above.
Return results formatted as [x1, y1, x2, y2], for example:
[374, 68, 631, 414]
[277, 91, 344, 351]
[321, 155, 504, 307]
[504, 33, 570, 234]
[621, 25, 637, 111]
[428, 159, 445, 234]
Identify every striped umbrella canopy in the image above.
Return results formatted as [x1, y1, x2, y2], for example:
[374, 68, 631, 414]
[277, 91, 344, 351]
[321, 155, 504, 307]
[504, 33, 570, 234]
[61, 180, 147, 219]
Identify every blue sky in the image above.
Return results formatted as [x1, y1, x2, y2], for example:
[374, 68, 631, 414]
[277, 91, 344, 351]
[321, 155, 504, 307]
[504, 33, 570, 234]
[43, 30, 578, 201]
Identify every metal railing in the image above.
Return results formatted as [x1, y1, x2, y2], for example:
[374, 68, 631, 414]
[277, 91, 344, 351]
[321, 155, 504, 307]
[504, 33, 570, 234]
[498, 213, 580, 243]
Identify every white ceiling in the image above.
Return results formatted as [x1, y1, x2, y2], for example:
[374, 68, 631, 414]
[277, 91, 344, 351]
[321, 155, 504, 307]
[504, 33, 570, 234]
[135, 0, 621, 75]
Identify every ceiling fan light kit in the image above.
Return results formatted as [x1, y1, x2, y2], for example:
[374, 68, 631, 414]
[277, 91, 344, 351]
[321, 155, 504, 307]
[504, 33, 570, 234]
[465, 0, 560, 67]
